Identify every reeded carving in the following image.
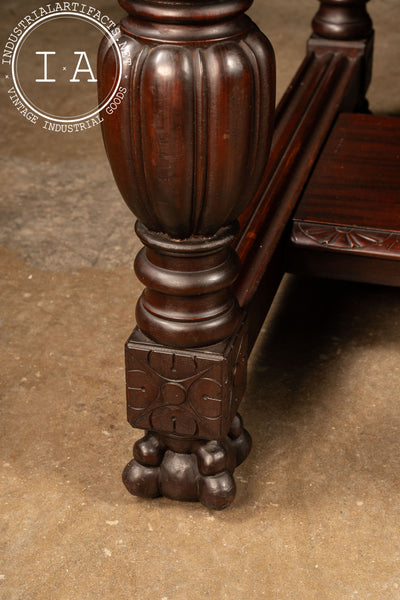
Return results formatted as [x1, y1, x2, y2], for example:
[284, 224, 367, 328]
[312, 0, 373, 40]
[98, 0, 275, 509]
[98, 0, 275, 238]
[98, 0, 275, 349]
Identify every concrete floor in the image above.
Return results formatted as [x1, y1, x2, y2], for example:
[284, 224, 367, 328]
[1, 1, 400, 599]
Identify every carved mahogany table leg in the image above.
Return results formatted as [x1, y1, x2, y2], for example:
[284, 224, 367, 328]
[98, 0, 275, 509]
[97, 0, 378, 508]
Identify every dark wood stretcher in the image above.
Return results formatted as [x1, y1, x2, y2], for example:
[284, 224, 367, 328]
[97, 0, 400, 509]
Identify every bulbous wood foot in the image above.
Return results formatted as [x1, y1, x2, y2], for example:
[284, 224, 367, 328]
[122, 414, 251, 510]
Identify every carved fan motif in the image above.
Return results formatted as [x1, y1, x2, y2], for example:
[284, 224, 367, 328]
[294, 223, 400, 256]
[299, 224, 390, 248]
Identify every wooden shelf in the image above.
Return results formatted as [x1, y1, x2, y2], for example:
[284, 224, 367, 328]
[290, 113, 400, 285]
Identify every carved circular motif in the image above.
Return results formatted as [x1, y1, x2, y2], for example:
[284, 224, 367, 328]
[188, 377, 222, 419]
[148, 350, 198, 381]
[126, 369, 158, 408]
[150, 406, 197, 436]
[161, 382, 186, 406]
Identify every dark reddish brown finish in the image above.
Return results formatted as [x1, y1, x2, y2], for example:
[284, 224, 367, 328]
[233, 0, 374, 352]
[288, 250, 400, 288]
[123, 413, 252, 510]
[293, 223, 400, 259]
[234, 34, 373, 317]
[292, 114, 400, 232]
[96, 0, 398, 508]
[134, 222, 241, 348]
[99, 0, 275, 238]
[289, 113, 400, 286]
[98, 0, 275, 351]
[98, 0, 275, 508]
[125, 320, 247, 440]
[312, 0, 373, 40]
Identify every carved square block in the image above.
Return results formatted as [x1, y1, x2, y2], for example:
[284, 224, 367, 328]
[125, 320, 248, 440]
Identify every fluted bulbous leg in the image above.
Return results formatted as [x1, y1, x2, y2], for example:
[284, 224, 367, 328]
[98, 0, 275, 508]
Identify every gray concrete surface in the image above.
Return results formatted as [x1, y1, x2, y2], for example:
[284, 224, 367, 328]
[1, 1, 400, 599]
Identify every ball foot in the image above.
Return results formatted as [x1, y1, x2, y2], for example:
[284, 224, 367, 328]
[122, 414, 251, 510]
